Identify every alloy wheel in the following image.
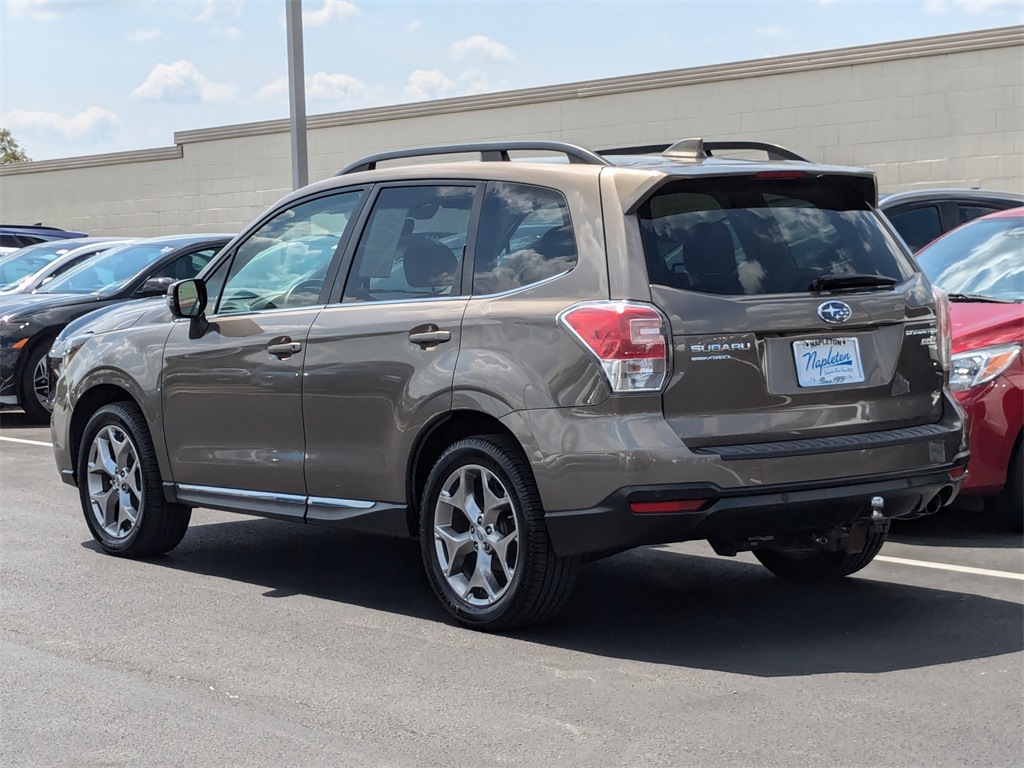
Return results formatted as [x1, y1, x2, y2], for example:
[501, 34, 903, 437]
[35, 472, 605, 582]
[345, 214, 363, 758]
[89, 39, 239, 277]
[86, 425, 144, 539]
[433, 464, 520, 607]
[32, 355, 52, 412]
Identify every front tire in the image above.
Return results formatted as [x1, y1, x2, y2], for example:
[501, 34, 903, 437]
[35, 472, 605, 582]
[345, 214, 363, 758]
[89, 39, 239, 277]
[754, 528, 887, 581]
[989, 439, 1023, 533]
[420, 436, 575, 631]
[77, 402, 191, 557]
[18, 340, 54, 424]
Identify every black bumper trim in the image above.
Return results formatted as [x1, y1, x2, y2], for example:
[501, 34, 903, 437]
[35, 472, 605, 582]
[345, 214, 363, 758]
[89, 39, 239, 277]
[694, 423, 954, 461]
[545, 467, 965, 557]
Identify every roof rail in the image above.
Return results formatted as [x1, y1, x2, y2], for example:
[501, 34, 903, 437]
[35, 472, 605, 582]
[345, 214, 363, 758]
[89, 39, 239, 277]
[337, 141, 610, 175]
[663, 138, 810, 162]
[598, 144, 673, 155]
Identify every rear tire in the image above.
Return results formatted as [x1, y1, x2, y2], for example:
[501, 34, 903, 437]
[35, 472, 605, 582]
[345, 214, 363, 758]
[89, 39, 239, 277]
[754, 528, 887, 581]
[77, 402, 191, 557]
[420, 435, 575, 631]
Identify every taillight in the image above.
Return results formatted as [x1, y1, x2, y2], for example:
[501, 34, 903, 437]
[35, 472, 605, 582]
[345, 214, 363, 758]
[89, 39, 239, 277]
[933, 285, 952, 372]
[558, 301, 668, 393]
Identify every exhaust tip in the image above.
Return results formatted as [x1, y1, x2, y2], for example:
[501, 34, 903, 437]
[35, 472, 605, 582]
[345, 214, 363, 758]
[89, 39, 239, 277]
[924, 486, 954, 516]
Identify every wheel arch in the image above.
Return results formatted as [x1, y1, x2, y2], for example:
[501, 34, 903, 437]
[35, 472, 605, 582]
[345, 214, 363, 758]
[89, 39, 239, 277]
[69, 382, 146, 485]
[405, 409, 529, 536]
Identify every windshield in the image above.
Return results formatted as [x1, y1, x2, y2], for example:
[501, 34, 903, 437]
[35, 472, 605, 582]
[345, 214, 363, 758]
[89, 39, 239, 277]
[638, 176, 913, 295]
[917, 215, 1024, 302]
[38, 242, 177, 294]
[0, 241, 84, 291]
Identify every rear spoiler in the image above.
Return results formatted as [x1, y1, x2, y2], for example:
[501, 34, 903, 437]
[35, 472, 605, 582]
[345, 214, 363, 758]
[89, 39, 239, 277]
[616, 168, 878, 214]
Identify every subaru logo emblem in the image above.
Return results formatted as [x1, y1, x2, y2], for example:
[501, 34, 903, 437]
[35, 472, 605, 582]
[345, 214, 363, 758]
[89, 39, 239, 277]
[817, 301, 852, 324]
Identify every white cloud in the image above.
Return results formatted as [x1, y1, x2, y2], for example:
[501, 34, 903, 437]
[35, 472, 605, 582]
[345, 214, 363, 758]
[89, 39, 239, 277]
[256, 77, 288, 100]
[223, 26, 244, 40]
[451, 35, 514, 62]
[303, 0, 359, 27]
[404, 20, 423, 34]
[756, 25, 788, 38]
[127, 28, 161, 44]
[308, 72, 365, 101]
[132, 60, 235, 103]
[256, 72, 364, 101]
[5, 106, 118, 142]
[404, 69, 457, 101]
[457, 68, 497, 96]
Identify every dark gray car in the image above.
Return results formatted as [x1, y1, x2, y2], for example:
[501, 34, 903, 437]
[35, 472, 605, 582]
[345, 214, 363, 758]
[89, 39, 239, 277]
[50, 139, 968, 631]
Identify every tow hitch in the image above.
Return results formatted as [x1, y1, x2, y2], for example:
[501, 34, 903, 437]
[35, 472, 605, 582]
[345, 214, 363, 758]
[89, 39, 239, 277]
[709, 495, 892, 557]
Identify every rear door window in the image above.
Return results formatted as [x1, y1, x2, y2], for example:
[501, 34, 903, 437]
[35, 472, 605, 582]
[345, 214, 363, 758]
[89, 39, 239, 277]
[886, 205, 943, 252]
[342, 184, 475, 303]
[639, 177, 912, 296]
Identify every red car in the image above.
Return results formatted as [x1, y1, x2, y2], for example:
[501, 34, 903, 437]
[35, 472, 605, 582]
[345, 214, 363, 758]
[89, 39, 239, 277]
[916, 207, 1023, 527]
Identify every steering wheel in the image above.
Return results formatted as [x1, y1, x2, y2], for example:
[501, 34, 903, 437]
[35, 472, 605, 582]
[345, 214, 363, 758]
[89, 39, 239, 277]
[282, 278, 324, 307]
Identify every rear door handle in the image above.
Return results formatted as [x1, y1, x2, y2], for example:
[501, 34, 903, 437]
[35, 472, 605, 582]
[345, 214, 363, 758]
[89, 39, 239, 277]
[408, 329, 452, 346]
[268, 341, 302, 356]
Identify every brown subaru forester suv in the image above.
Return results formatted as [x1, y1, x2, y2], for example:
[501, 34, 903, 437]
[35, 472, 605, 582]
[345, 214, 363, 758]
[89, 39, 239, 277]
[51, 139, 969, 630]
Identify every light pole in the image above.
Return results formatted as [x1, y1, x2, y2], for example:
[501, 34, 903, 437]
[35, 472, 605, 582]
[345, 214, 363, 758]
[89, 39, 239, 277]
[285, 0, 309, 190]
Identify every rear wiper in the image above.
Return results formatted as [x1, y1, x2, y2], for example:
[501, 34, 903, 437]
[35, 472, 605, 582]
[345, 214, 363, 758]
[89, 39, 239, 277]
[808, 274, 898, 292]
[946, 293, 1019, 304]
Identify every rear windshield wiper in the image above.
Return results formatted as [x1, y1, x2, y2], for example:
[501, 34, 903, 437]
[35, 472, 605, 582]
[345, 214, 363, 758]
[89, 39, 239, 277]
[946, 293, 1020, 304]
[808, 274, 899, 293]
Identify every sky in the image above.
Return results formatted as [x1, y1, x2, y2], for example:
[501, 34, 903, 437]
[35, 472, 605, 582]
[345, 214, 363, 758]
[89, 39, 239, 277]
[1, 0, 1022, 161]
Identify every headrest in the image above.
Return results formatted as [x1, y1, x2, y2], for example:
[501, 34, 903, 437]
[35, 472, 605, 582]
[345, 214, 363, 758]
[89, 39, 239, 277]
[402, 236, 458, 289]
[533, 225, 576, 259]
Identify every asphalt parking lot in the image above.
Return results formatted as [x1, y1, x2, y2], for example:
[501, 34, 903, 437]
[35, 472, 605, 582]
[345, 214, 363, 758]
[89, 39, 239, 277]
[1, 412, 1021, 767]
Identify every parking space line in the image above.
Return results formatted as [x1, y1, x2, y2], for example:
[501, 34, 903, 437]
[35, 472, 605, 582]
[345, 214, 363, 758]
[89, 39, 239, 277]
[875, 555, 1024, 581]
[0, 436, 53, 448]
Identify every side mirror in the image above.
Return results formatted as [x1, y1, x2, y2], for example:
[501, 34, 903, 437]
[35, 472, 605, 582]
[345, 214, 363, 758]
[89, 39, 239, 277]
[167, 278, 207, 319]
[168, 278, 210, 339]
[138, 276, 175, 298]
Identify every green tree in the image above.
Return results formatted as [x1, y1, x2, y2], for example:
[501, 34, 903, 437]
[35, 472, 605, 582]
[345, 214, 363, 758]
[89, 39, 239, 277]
[0, 127, 30, 164]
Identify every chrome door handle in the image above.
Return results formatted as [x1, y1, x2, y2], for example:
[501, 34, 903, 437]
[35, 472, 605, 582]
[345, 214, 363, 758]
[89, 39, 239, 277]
[408, 329, 451, 346]
[268, 341, 302, 356]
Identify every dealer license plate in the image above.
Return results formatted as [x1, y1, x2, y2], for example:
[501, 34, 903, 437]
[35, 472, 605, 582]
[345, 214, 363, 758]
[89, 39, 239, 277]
[793, 337, 865, 387]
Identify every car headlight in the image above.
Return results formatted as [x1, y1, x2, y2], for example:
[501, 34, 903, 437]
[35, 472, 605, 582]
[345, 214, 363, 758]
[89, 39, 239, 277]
[949, 342, 1021, 392]
[0, 314, 29, 335]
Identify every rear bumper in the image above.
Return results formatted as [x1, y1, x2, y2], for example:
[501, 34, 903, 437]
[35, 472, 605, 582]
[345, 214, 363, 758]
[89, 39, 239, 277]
[546, 463, 968, 557]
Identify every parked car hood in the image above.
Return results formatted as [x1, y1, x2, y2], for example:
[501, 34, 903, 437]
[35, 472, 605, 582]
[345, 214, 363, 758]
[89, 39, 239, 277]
[0, 291, 102, 320]
[950, 302, 1024, 354]
[59, 297, 169, 338]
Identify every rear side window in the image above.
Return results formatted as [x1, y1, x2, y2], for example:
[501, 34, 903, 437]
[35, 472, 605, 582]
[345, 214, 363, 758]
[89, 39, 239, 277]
[473, 182, 577, 294]
[886, 205, 943, 252]
[639, 177, 912, 296]
[151, 247, 218, 281]
[957, 204, 999, 225]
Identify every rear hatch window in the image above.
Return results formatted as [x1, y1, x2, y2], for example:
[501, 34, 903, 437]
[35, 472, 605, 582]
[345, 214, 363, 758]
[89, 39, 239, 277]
[635, 174, 941, 450]
[638, 175, 913, 296]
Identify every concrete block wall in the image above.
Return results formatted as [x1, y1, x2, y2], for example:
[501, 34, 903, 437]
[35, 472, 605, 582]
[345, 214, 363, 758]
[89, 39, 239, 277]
[1, 26, 1020, 237]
